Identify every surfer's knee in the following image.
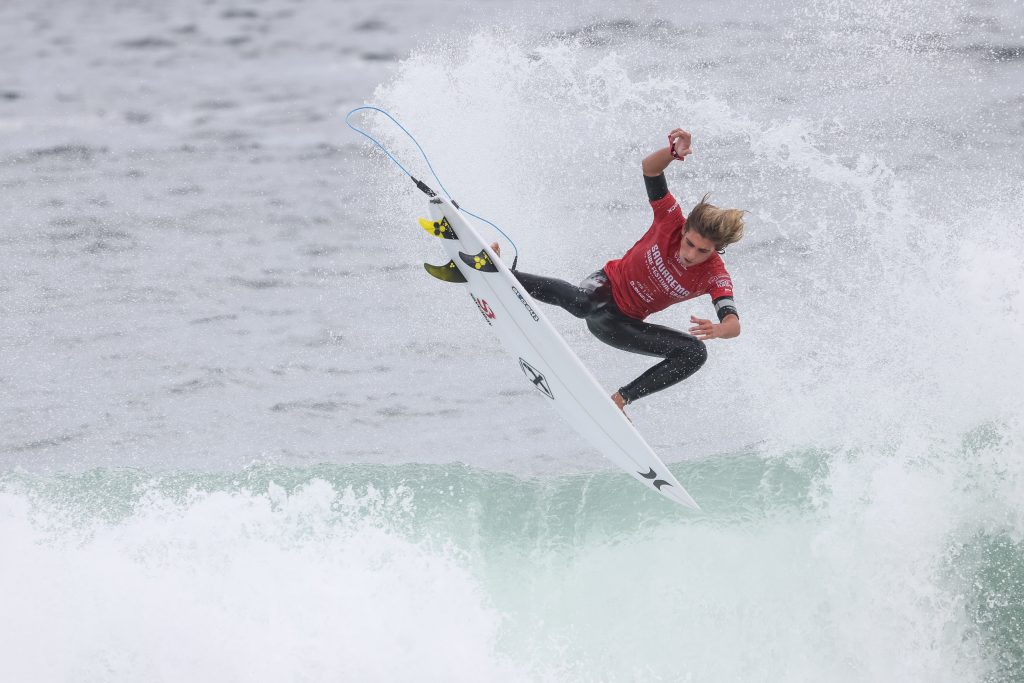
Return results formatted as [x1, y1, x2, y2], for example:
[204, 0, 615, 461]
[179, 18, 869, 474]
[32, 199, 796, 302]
[669, 337, 707, 369]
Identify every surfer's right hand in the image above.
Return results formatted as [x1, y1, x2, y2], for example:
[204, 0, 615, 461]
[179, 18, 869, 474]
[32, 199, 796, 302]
[490, 242, 501, 257]
[669, 128, 692, 160]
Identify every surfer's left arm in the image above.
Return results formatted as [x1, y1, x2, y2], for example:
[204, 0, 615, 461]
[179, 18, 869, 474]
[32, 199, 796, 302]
[689, 314, 740, 340]
[692, 272, 739, 340]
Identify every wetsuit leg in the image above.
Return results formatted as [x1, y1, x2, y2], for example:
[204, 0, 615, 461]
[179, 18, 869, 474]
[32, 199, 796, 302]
[511, 270, 610, 319]
[585, 306, 708, 404]
[513, 268, 706, 403]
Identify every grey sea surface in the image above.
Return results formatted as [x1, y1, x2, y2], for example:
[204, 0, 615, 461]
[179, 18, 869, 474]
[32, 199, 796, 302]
[1, 0, 572, 472]
[4, 0, 1022, 474]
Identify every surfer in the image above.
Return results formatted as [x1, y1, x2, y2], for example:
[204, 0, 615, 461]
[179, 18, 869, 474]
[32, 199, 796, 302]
[492, 128, 744, 412]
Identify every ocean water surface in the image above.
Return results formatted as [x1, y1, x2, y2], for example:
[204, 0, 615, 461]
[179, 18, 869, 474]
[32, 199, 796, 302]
[2, 0, 1022, 680]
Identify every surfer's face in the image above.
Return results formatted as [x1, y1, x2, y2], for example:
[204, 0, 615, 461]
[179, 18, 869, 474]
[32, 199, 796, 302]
[677, 228, 716, 267]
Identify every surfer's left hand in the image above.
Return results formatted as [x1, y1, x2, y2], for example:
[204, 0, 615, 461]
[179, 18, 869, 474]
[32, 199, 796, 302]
[688, 315, 720, 340]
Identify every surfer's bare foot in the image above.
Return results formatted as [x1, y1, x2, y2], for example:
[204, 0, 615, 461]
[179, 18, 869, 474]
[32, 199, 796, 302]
[490, 242, 501, 257]
[611, 392, 632, 422]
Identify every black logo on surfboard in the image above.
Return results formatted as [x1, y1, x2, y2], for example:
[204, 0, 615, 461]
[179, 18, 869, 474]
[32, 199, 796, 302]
[519, 358, 553, 399]
[511, 286, 539, 322]
[638, 467, 672, 490]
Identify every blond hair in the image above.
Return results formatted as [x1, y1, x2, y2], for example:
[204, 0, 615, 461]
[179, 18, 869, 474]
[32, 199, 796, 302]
[686, 193, 746, 252]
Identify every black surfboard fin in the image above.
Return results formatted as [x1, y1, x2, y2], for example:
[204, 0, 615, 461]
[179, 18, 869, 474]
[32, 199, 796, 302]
[459, 249, 498, 273]
[423, 260, 467, 283]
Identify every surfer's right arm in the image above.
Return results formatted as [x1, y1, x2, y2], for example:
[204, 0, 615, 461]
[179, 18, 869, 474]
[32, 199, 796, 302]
[642, 129, 691, 200]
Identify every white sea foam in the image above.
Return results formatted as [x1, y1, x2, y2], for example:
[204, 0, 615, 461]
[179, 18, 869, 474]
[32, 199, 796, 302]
[0, 480, 524, 683]
[1, 458, 1015, 682]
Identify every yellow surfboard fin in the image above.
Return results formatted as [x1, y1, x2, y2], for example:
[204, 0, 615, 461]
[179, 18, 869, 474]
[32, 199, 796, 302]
[423, 260, 467, 283]
[459, 249, 498, 273]
[418, 216, 458, 240]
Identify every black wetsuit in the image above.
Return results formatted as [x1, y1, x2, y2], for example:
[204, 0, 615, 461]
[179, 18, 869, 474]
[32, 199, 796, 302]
[511, 174, 734, 404]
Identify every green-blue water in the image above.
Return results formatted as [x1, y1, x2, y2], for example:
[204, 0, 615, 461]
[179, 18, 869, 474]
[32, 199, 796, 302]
[3, 432, 1021, 682]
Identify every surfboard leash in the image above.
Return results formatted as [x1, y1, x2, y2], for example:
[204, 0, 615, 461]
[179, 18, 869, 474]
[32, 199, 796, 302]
[344, 106, 520, 270]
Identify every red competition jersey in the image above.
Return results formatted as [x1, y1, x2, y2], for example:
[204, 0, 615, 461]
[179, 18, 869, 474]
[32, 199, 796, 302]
[603, 192, 735, 320]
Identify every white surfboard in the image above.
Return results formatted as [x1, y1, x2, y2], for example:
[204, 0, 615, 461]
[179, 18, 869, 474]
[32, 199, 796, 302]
[419, 196, 699, 510]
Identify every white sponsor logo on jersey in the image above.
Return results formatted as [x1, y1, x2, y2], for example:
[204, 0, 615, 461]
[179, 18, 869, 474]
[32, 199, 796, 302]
[628, 280, 655, 303]
[645, 244, 690, 299]
[712, 275, 733, 290]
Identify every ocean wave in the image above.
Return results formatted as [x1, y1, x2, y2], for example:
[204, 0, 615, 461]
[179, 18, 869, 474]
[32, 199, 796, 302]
[2, 438, 1020, 682]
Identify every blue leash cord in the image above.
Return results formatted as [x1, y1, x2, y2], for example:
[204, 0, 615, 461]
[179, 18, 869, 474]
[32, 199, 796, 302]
[344, 106, 520, 268]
